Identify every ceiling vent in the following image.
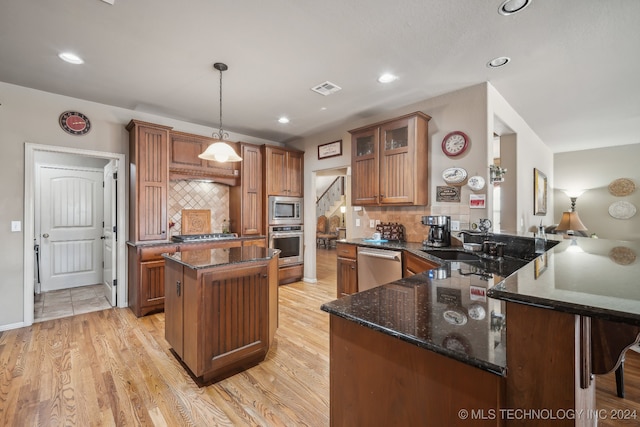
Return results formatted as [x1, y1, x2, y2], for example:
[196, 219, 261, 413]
[311, 81, 342, 96]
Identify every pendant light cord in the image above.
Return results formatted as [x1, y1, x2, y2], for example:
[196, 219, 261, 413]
[213, 62, 229, 140]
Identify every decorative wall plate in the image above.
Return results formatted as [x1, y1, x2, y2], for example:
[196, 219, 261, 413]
[608, 178, 635, 197]
[467, 175, 485, 191]
[443, 308, 468, 325]
[609, 247, 637, 265]
[608, 201, 637, 219]
[442, 167, 468, 184]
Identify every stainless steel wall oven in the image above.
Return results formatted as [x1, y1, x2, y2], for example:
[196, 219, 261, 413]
[268, 225, 304, 266]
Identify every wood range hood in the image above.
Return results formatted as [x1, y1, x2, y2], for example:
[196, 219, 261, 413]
[169, 129, 240, 186]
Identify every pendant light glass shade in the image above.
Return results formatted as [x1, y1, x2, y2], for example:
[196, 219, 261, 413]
[199, 62, 242, 162]
[198, 142, 242, 162]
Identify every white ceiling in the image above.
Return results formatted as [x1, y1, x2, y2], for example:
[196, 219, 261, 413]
[1, 0, 638, 153]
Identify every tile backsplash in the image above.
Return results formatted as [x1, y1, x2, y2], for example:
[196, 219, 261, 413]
[168, 180, 229, 236]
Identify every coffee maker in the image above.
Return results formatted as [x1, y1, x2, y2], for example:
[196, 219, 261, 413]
[422, 215, 451, 247]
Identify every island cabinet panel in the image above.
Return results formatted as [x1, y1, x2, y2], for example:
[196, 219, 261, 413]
[127, 120, 171, 242]
[164, 260, 183, 358]
[329, 315, 504, 426]
[176, 261, 270, 385]
[505, 302, 595, 427]
[128, 243, 178, 317]
[350, 112, 430, 206]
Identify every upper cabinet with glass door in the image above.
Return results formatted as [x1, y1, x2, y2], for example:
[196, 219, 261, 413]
[349, 112, 430, 206]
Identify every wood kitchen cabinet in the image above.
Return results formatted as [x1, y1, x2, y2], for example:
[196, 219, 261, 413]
[350, 112, 430, 206]
[403, 251, 440, 277]
[128, 239, 252, 317]
[264, 145, 304, 197]
[164, 247, 277, 386]
[168, 131, 239, 185]
[336, 243, 358, 297]
[230, 143, 263, 236]
[127, 120, 172, 242]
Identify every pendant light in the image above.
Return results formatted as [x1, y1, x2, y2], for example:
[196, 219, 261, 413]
[198, 62, 242, 162]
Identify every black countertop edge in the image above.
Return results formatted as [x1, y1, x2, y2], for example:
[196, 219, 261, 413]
[320, 304, 506, 377]
[127, 236, 267, 248]
[487, 287, 640, 327]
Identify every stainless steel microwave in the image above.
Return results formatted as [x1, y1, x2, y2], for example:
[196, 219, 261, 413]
[268, 196, 303, 225]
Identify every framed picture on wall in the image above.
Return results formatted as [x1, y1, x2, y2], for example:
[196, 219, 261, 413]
[318, 140, 342, 159]
[533, 168, 547, 215]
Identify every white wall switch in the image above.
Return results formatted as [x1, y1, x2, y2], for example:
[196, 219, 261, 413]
[11, 221, 21, 232]
[355, 219, 361, 227]
[369, 220, 375, 228]
[353, 206, 362, 211]
[451, 220, 460, 231]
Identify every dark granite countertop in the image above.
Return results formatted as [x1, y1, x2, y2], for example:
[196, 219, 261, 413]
[163, 245, 277, 270]
[126, 235, 267, 248]
[322, 234, 640, 376]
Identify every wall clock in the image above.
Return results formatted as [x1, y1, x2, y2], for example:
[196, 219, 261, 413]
[59, 111, 91, 135]
[441, 131, 469, 157]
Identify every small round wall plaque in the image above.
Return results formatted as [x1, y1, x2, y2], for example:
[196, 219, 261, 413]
[608, 178, 635, 197]
[608, 201, 637, 219]
[609, 247, 636, 265]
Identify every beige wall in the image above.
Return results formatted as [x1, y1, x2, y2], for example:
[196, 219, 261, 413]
[0, 81, 277, 330]
[554, 144, 640, 240]
[297, 82, 555, 282]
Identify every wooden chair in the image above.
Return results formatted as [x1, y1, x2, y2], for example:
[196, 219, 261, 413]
[316, 215, 328, 248]
[317, 215, 340, 249]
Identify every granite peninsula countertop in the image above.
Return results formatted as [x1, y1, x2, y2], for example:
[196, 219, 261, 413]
[163, 245, 277, 270]
[127, 235, 267, 248]
[321, 234, 640, 376]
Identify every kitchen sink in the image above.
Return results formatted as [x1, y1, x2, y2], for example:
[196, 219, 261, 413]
[420, 249, 481, 261]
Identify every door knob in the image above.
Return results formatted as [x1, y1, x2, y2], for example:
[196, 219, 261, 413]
[42, 233, 49, 238]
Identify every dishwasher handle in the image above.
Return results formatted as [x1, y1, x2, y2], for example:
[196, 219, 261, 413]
[358, 250, 401, 261]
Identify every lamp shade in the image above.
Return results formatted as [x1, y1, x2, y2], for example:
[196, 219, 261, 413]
[198, 142, 242, 162]
[555, 211, 587, 232]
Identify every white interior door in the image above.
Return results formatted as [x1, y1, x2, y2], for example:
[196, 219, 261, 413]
[39, 166, 104, 292]
[103, 160, 117, 305]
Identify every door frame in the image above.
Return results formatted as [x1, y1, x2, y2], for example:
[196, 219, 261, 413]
[24, 143, 127, 326]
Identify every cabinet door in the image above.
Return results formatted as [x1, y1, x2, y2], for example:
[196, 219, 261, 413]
[195, 264, 269, 377]
[379, 117, 415, 205]
[136, 125, 168, 241]
[140, 260, 165, 307]
[164, 261, 183, 357]
[265, 146, 288, 195]
[403, 251, 440, 277]
[351, 127, 379, 205]
[242, 144, 263, 234]
[286, 150, 304, 197]
[169, 132, 238, 180]
[337, 257, 358, 297]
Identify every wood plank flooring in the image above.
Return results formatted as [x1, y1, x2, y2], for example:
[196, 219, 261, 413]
[1, 247, 639, 426]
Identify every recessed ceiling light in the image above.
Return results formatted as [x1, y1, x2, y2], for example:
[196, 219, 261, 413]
[498, 0, 531, 16]
[278, 117, 290, 124]
[377, 73, 398, 83]
[58, 52, 84, 65]
[487, 56, 511, 68]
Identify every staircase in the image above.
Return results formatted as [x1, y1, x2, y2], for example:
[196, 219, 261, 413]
[316, 176, 345, 218]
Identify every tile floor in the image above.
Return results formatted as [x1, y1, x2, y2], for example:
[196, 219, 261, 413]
[34, 284, 112, 323]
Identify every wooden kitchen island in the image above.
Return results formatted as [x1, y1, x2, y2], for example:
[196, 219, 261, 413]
[322, 236, 640, 426]
[163, 246, 279, 386]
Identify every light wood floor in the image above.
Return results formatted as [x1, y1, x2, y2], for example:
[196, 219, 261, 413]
[1, 248, 638, 426]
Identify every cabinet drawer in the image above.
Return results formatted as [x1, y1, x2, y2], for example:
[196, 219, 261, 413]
[336, 243, 357, 260]
[139, 245, 178, 262]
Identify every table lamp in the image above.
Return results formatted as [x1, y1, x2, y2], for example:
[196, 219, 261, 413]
[555, 190, 587, 235]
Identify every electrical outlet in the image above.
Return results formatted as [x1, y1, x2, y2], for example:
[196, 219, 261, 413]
[355, 219, 361, 227]
[451, 220, 460, 231]
[11, 221, 21, 232]
[375, 219, 381, 225]
[369, 220, 375, 228]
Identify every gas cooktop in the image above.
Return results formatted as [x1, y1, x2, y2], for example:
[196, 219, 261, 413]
[171, 233, 238, 242]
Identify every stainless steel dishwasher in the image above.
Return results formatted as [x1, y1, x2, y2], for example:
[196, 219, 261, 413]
[357, 247, 403, 291]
